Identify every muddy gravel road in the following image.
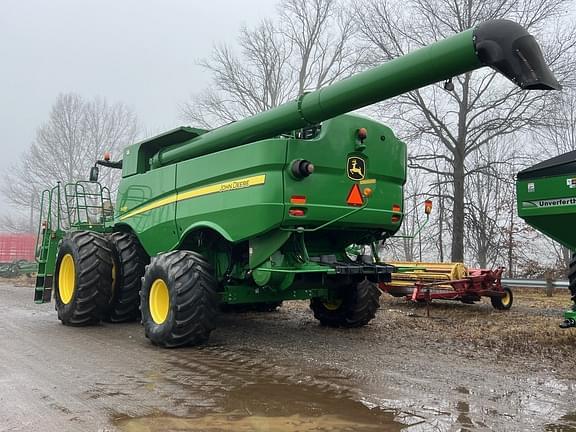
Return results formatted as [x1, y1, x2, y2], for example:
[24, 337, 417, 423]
[1, 282, 575, 432]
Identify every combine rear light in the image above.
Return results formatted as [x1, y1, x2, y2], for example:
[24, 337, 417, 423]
[357, 127, 368, 143]
[391, 204, 402, 223]
[289, 208, 306, 217]
[104, 151, 111, 161]
[424, 199, 433, 215]
[290, 195, 307, 205]
[363, 187, 373, 197]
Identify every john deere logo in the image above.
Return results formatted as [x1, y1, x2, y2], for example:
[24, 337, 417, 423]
[347, 157, 365, 180]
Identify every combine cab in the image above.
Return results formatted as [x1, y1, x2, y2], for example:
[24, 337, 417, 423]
[517, 151, 576, 327]
[35, 20, 559, 347]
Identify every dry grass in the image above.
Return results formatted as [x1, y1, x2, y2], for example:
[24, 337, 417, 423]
[0, 275, 35, 287]
[380, 288, 576, 359]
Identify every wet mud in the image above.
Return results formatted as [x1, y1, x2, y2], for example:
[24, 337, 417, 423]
[1, 283, 575, 431]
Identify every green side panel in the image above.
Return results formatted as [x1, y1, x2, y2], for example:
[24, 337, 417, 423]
[283, 114, 406, 232]
[175, 139, 288, 243]
[517, 175, 576, 250]
[115, 165, 179, 255]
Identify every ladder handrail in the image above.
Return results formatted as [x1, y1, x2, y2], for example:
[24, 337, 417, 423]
[35, 184, 61, 261]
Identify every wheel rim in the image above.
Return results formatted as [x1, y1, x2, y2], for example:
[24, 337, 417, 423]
[59, 254, 75, 305]
[149, 279, 170, 324]
[501, 291, 511, 306]
[323, 298, 343, 311]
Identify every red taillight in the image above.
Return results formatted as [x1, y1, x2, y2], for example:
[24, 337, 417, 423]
[391, 215, 401, 223]
[289, 208, 305, 217]
[104, 151, 111, 161]
[358, 127, 368, 141]
[290, 195, 307, 205]
[424, 199, 433, 215]
[392, 204, 401, 212]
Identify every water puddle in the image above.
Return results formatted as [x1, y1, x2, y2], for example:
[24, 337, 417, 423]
[545, 412, 576, 431]
[113, 347, 403, 431]
[115, 413, 390, 432]
[114, 380, 402, 431]
[110, 346, 576, 431]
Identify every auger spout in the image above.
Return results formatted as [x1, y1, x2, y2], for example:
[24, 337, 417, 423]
[150, 19, 559, 168]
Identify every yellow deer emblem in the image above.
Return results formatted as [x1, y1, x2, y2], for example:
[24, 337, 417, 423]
[347, 157, 365, 180]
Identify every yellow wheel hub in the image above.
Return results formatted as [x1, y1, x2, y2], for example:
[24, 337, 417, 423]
[501, 291, 511, 306]
[323, 298, 343, 311]
[149, 279, 170, 324]
[58, 254, 76, 305]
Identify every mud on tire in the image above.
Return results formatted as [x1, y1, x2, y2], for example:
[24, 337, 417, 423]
[141, 250, 218, 348]
[310, 278, 381, 327]
[54, 231, 113, 326]
[105, 232, 149, 323]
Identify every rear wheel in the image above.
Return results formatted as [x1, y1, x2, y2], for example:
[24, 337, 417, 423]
[105, 232, 149, 323]
[310, 279, 381, 327]
[491, 287, 513, 310]
[141, 250, 218, 347]
[569, 253, 576, 311]
[54, 231, 113, 326]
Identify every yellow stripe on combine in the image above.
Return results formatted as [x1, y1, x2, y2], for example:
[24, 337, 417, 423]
[120, 174, 266, 221]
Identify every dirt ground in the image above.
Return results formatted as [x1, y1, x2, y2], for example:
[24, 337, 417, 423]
[0, 281, 575, 431]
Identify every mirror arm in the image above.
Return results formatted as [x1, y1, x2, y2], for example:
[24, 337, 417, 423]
[96, 159, 123, 169]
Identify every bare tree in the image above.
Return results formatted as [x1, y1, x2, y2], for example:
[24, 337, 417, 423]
[0, 213, 34, 234]
[280, 0, 362, 94]
[180, 0, 364, 127]
[463, 139, 518, 267]
[355, 0, 576, 262]
[534, 87, 576, 159]
[2, 93, 138, 232]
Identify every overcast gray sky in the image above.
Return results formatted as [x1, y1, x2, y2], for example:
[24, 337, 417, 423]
[0, 0, 277, 180]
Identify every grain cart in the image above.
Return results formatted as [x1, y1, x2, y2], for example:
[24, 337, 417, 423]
[517, 153, 576, 328]
[35, 20, 559, 347]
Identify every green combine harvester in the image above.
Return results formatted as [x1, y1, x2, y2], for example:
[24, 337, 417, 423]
[517, 153, 576, 328]
[35, 20, 559, 347]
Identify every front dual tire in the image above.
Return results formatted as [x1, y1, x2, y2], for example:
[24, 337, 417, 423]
[54, 231, 149, 325]
[54, 234, 218, 348]
[54, 232, 113, 326]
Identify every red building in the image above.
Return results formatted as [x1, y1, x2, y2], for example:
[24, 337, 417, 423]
[0, 233, 36, 262]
